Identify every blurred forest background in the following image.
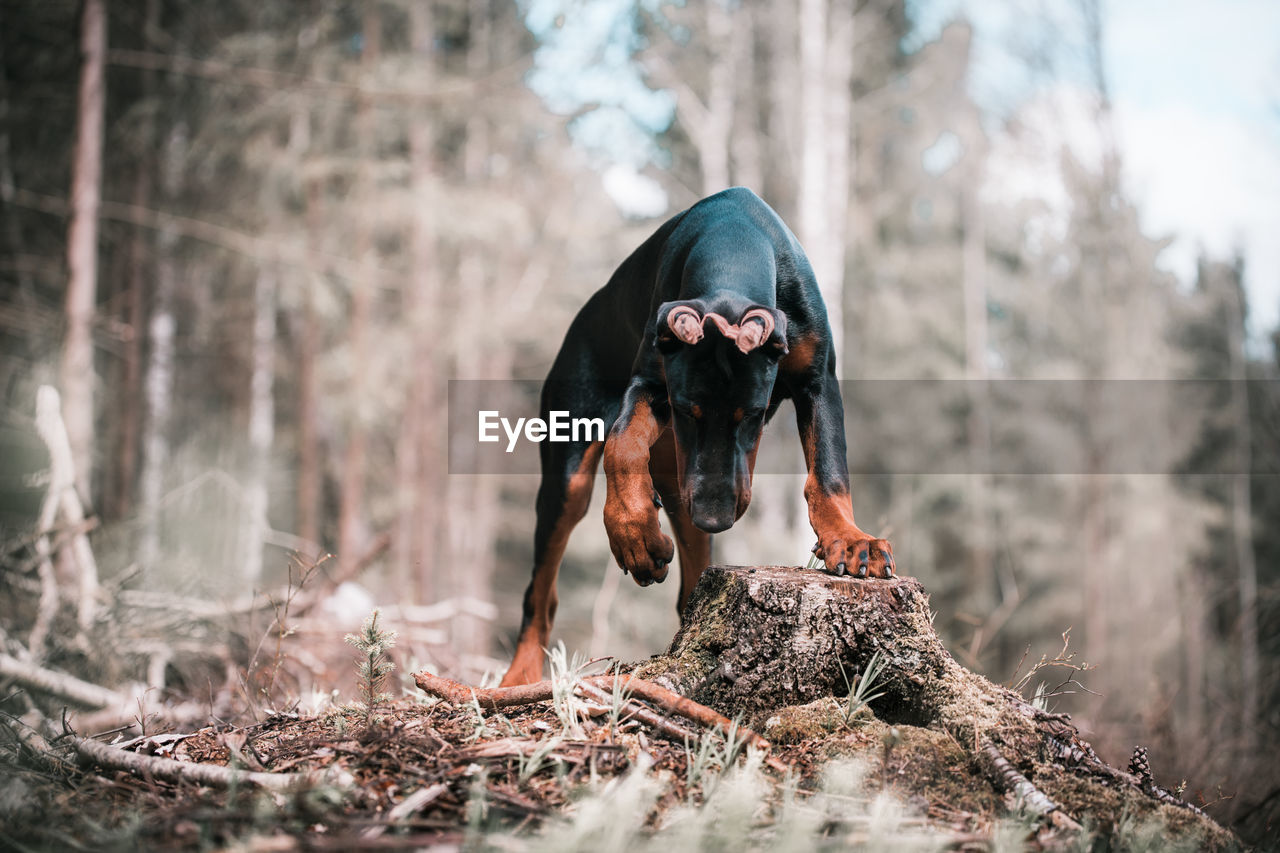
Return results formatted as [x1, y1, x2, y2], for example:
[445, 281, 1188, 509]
[1, 0, 1277, 839]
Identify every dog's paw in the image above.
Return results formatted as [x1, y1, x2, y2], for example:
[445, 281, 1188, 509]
[811, 528, 894, 578]
[499, 640, 547, 686]
[604, 497, 675, 587]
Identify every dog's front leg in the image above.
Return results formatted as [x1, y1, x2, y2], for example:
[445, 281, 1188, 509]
[604, 383, 675, 585]
[794, 375, 895, 578]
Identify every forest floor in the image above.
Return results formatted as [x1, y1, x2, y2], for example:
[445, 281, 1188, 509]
[0, 674, 1243, 852]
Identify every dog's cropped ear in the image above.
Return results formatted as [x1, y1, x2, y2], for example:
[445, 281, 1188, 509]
[654, 300, 707, 354]
[746, 306, 789, 361]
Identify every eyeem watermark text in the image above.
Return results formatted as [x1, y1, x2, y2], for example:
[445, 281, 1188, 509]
[478, 410, 606, 452]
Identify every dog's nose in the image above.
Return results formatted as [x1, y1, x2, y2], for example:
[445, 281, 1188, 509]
[690, 504, 735, 533]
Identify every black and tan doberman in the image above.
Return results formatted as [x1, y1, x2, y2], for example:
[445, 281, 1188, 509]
[500, 187, 893, 686]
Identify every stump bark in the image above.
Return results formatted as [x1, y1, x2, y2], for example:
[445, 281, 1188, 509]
[635, 565, 1018, 741]
[634, 565, 1234, 843]
[640, 563, 1029, 732]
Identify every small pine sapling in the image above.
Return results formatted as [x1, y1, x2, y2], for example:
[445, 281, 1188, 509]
[345, 609, 398, 722]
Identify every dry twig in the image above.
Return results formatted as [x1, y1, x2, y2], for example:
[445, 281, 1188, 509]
[980, 738, 1081, 831]
[69, 732, 349, 791]
[413, 669, 775, 758]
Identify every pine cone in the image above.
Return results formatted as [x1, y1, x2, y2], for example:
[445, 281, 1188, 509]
[1129, 745, 1153, 785]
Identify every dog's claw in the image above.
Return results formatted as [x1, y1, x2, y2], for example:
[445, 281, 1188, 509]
[855, 562, 868, 579]
[652, 492, 663, 509]
[812, 541, 821, 554]
[834, 561, 847, 576]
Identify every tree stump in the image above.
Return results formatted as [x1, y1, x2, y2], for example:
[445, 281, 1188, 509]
[635, 565, 1013, 740]
[634, 565, 1236, 843]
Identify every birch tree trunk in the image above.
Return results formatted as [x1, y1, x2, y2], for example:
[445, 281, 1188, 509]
[296, 175, 323, 554]
[729, 4, 763, 194]
[62, 0, 107, 503]
[797, 0, 853, 362]
[240, 266, 276, 587]
[797, 0, 828, 308]
[822, 0, 854, 358]
[790, 0, 856, 563]
[700, 0, 734, 195]
[137, 122, 186, 571]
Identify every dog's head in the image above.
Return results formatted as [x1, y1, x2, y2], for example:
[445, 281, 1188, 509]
[653, 295, 788, 533]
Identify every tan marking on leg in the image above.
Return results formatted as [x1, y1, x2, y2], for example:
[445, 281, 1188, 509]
[501, 441, 602, 686]
[650, 432, 711, 615]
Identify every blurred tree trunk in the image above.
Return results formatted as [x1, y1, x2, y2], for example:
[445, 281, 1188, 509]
[962, 186, 994, 608]
[1178, 566, 1207, 739]
[1223, 261, 1258, 755]
[0, 44, 38, 333]
[113, 169, 148, 520]
[445, 0, 499, 664]
[1078, 0, 1117, 667]
[62, 0, 107, 504]
[729, 4, 763, 194]
[765, 0, 800, 205]
[337, 0, 381, 579]
[113, 0, 160, 522]
[789, 0, 855, 561]
[700, 0, 733, 194]
[137, 121, 185, 571]
[297, 179, 323, 555]
[797, 0, 852, 361]
[396, 2, 439, 605]
[240, 264, 276, 587]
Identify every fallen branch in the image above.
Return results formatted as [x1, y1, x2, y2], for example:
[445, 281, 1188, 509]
[29, 548, 59, 661]
[34, 386, 99, 637]
[0, 652, 126, 710]
[413, 669, 772, 755]
[981, 738, 1081, 831]
[0, 652, 211, 733]
[575, 680, 698, 744]
[69, 733, 351, 792]
[362, 782, 450, 839]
